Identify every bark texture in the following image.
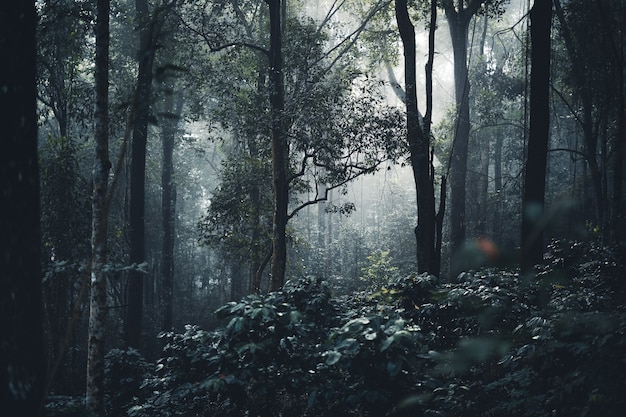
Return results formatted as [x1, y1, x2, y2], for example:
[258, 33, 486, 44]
[395, 0, 437, 275]
[86, 0, 111, 415]
[266, 0, 288, 291]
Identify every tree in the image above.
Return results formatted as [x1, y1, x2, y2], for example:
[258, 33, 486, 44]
[265, 0, 288, 291]
[159, 86, 183, 332]
[37, 1, 95, 391]
[552, 0, 624, 236]
[86, 0, 111, 414]
[37, 0, 94, 140]
[394, 0, 440, 275]
[442, 0, 507, 253]
[125, 0, 171, 349]
[520, 0, 552, 272]
[0, 0, 46, 415]
[190, 0, 400, 291]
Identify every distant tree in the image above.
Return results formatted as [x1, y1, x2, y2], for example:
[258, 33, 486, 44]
[198, 150, 273, 297]
[441, 0, 508, 253]
[0, 0, 46, 415]
[462, 10, 526, 248]
[159, 86, 183, 332]
[37, 1, 95, 391]
[553, 0, 624, 236]
[39, 136, 91, 393]
[190, 0, 400, 290]
[126, 0, 154, 350]
[37, 0, 93, 140]
[125, 0, 176, 349]
[520, 0, 552, 272]
[86, 0, 111, 414]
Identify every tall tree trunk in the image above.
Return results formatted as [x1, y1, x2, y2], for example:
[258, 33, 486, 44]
[160, 88, 182, 332]
[428, 0, 445, 277]
[266, 0, 288, 291]
[395, 0, 437, 275]
[126, 0, 157, 348]
[444, 5, 473, 253]
[493, 134, 503, 240]
[476, 15, 489, 236]
[250, 50, 266, 294]
[0, 1, 45, 415]
[86, 0, 111, 414]
[521, 0, 552, 272]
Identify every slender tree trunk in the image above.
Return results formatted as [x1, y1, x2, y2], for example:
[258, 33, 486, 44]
[0, 1, 45, 415]
[521, 0, 552, 272]
[445, 5, 472, 253]
[230, 260, 244, 301]
[86, 0, 111, 414]
[250, 52, 266, 294]
[249, 152, 262, 293]
[427, 0, 445, 277]
[126, 0, 157, 348]
[476, 15, 489, 236]
[160, 88, 182, 332]
[318, 182, 327, 278]
[266, 0, 288, 291]
[478, 138, 490, 235]
[395, 0, 437, 275]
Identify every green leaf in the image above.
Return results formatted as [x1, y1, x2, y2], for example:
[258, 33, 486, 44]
[227, 316, 244, 332]
[325, 350, 342, 365]
[364, 331, 378, 341]
[381, 335, 395, 351]
[386, 360, 401, 376]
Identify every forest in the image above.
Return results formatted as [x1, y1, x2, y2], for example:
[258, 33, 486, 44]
[1, 0, 626, 416]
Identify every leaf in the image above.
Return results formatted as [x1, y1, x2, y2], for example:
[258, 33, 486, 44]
[237, 342, 261, 354]
[381, 335, 395, 351]
[386, 360, 402, 376]
[364, 331, 378, 341]
[325, 350, 342, 365]
[227, 316, 244, 332]
[289, 310, 302, 324]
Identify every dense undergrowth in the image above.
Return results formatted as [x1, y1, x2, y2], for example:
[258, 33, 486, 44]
[48, 239, 626, 416]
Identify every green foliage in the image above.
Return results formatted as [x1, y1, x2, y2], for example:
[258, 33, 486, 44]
[104, 349, 150, 417]
[197, 151, 273, 261]
[126, 238, 626, 417]
[317, 313, 425, 416]
[129, 277, 336, 417]
[360, 250, 400, 291]
[44, 396, 87, 417]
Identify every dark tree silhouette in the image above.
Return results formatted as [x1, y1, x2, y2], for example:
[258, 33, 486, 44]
[266, 0, 288, 291]
[521, 0, 552, 272]
[0, 1, 46, 415]
[395, 0, 439, 275]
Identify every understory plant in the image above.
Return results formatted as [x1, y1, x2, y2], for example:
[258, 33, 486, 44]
[124, 239, 626, 417]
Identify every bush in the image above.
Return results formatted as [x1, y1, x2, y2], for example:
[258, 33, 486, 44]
[104, 348, 150, 417]
[128, 244, 626, 417]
